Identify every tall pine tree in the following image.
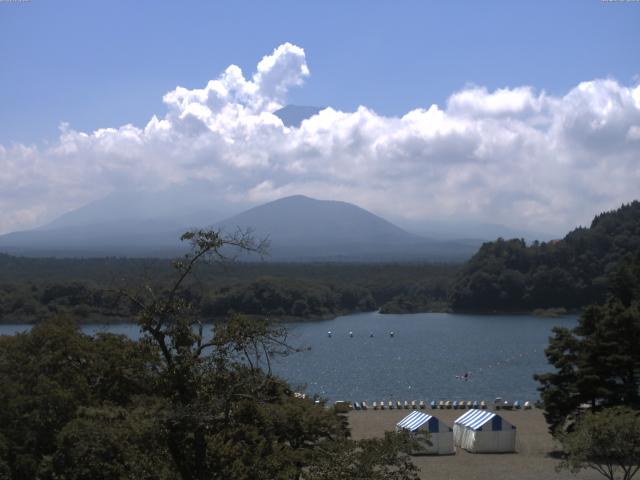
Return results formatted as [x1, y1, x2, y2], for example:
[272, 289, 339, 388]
[535, 253, 640, 434]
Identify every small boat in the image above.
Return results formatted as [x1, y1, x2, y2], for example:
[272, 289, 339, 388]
[372, 401, 378, 410]
[523, 401, 532, 410]
[445, 400, 452, 409]
[396, 400, 402, 409]
[411, 400, 416, 409]
[388, 401, 394, 410]
[514, 400, 521, 409]
[430, 400, 437, 409]
[480, 400, 487, 409]
[362, 401, 368, 410]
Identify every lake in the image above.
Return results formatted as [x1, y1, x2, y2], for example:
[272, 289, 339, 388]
[0, 311, 577, 403]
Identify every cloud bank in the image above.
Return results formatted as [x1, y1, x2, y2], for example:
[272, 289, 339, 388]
[1, 42, 639, 235]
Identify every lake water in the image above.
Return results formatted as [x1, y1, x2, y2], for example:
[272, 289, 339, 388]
[0, 311, 577, 403]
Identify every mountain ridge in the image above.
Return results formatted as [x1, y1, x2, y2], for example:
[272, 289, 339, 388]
[0, 194, 478, 261]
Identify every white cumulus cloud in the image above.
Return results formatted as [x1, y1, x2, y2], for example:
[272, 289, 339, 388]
[1, 43, 639, 236]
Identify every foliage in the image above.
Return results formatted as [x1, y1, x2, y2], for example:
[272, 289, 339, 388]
[303, 431, 420, 480]
[535, 253, 640, 434]
[0, 229, 420, 479]
[558, 406, 640, 480]
[0, 255, 458, 323]
[378, 279, 449, 313]
[41, 404, 175, 480]
[450, 201, 640, 312]
[0, 317, 156, 479]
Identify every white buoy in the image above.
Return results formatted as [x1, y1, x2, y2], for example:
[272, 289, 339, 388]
[349, 331, 354, 337]
[328, 331, 332, 338]
[389, 331, 395, 337]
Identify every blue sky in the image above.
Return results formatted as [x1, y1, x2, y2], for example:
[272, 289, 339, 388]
[0, 0, 639, 235]
[1, 0, 639, 145]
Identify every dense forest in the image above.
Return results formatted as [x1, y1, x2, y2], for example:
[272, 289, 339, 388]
[2, 201, 639, 323]
[0, 256, 455, 323]
[449, 201, 640, 312]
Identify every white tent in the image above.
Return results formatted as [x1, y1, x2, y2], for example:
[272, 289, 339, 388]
[453, 409, 516, 453]
[395, 410, 455, 455]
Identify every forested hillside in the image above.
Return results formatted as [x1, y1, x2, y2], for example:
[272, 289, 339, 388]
[449, 201, 640, 312]
[0, 257, 455, 323]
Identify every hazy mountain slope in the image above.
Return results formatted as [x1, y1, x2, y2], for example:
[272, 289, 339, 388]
[0, 194, 478, 260]
[274, 105, 323, 127]
[218, 195, 419, 245]
[0, 184, 226, 256]
[216, 195, 476, 261]
[42, 185, 225, 230]
[396, 219, 555, 243]
[0, 219, 187, 257]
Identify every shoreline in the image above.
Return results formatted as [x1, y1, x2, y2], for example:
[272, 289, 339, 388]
[0, 307, 579, 326]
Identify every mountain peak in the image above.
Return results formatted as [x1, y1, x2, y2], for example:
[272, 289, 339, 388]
[0, 193, 478, 261]
[274, 105, 323, 127]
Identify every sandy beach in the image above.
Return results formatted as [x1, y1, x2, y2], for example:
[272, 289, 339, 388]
[347, 407, 601, 480]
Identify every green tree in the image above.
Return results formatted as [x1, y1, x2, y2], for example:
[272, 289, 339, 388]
[41, 404, 175, 480]
[0, 317, 154, 479]
[559, 407, 640, 480]
[303, 431, 420, 480]
[124, 229, 349, 480]
[535, 254, 640, 434]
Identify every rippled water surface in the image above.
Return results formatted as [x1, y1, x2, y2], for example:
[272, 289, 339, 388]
[1, 312, 577, 402]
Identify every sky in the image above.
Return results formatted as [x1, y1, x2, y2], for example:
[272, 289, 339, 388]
[0, 0, 639, 235]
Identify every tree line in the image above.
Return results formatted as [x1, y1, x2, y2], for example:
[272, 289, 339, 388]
[449, 201, 640, 312]
[0, 258, 455, 323]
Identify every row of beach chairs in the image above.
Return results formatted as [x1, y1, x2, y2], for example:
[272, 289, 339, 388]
[348, 399, 533, 411]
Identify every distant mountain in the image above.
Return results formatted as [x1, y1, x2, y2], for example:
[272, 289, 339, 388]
[215, 195, 477, 261]
[0, 185, 227, 257]
[41, 185, 226, 230]
[396, 219, 555, 243]
[0, 194, 478, 261]
[274, 105, 323, 127]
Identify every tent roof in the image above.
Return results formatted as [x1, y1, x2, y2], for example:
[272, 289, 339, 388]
[454, 409, 501, 431]
[396, 411, 433, 432]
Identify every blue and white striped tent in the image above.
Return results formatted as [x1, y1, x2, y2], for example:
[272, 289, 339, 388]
[396, 411, 454, 455]
[453, 409, 516, 453]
